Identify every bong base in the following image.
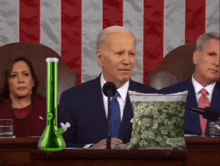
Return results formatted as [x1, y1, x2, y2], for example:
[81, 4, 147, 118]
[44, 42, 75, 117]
[38, 146, 66, 152]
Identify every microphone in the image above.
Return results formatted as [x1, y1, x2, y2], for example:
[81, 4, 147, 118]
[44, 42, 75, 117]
[103, 82, 117, 97]
[187, 108, 220, 121]
[102, 82, 117, 149]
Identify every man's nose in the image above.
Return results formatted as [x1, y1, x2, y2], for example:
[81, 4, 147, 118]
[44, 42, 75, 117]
[122, 53, 130, 64]
[214, 56, 219, 66]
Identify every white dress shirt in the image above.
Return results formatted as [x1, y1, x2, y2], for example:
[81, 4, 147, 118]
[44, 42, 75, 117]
[191, 74, 216, 104]
[101, 74, 129, 121]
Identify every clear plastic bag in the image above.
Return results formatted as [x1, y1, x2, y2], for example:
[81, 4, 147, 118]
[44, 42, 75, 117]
[128, 91, 188, 150]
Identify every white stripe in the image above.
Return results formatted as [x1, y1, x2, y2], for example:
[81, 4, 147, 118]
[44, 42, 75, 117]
[206, 0, 220, 33]
[0, 0, 19, 46]
[82, 0, 103, 82]
[124, 0, 144, 84]
[165, 0, 185, 56]
[41, 0, 61, 55]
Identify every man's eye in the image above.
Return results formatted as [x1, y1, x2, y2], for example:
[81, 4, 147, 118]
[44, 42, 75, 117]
[129, 52, 135, 56]
[208, 52, 217, 56]
[116, 52, 123, 55]
[24, 73, 30, 76]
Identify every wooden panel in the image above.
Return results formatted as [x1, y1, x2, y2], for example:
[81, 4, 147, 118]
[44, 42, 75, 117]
[1, 137, 220, 165]
[188, 149, 220, 165]
[32, 160, 185, 166]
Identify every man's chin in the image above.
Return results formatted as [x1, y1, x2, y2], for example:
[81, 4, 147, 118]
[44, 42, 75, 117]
[116, 77, 130, 85]
[207, 76, 219, 83]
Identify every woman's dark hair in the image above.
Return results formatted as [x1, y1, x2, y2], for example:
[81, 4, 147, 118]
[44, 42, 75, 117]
[0, 56, 42, 104]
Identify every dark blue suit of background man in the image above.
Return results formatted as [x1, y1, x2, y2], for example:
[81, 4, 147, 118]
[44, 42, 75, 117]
[160, 33, 220, 137]
[59, 26, 157, 149]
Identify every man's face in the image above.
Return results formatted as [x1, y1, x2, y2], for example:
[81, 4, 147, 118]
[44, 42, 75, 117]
[98, 32, 137, 88]
[193, 39, 219, 85]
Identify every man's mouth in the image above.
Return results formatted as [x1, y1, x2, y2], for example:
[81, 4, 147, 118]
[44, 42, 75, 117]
[118, 69, 130, 71]
[209, 69, 219, 74]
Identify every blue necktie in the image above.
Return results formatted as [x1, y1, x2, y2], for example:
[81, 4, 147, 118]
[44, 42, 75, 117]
[110, 92, 121, 138]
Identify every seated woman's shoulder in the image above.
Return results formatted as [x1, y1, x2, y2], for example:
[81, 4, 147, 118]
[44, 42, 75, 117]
[0, 102, 13, 118]
[0, 101, 10, 109]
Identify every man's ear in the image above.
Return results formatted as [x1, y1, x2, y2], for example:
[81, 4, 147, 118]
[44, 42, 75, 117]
[97, 50, 104, 67]
[193, 50, 199, 65]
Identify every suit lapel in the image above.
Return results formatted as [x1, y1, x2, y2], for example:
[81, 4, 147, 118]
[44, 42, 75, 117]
[90, 76, 108, 134]
[185, 79, 202, 135]
[210, 81, 220, 109]
[118, 80, 134, 139]
[118, 92, 133, 139]
[207, 82, 220, 136]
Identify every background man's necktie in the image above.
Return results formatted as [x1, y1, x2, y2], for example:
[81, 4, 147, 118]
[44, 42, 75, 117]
[110, 91, 121, 138]
[198, 89, 210, 137]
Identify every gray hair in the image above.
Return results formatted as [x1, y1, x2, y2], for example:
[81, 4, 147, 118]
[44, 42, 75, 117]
[96, 26, 136, 51]
[196, 33, 220, 51]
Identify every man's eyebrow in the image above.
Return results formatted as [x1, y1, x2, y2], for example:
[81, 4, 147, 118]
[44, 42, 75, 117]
[114, 49, 125, 52]
[114, 48, 125, 50]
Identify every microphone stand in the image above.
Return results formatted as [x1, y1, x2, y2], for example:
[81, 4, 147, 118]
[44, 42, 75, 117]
[103, 81, 117, 149]
[106, 95, 112, 149]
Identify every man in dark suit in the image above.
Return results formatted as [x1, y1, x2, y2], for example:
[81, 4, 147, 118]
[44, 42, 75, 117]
[160, 33, 220, 137]
[59, 26, 156, 148]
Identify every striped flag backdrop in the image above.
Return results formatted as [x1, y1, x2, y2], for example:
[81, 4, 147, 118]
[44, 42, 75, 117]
[0, 0, 219, 85]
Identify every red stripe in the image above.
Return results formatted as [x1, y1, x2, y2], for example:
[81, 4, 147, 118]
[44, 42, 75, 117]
[103, 0, 124, 29]
[20, 0, 41, 43]
[186, 0, 206, 44]
[62, 0, 82, 85]
[144, 0, 165, 85]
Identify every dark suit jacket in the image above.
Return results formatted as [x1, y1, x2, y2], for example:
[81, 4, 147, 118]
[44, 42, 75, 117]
[59, 75, 157, 148]
[159, 78, 220, 136]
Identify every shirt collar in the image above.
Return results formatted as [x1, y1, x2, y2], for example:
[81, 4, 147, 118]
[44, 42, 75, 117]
[100, 74, 129, 102]
[191, 74, 216, 95]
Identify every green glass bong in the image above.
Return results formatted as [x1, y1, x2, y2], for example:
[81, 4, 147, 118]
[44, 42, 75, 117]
[38, 58, 66, 152]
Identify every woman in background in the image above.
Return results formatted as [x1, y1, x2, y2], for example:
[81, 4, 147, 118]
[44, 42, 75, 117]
[0, 56, 46, 137]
